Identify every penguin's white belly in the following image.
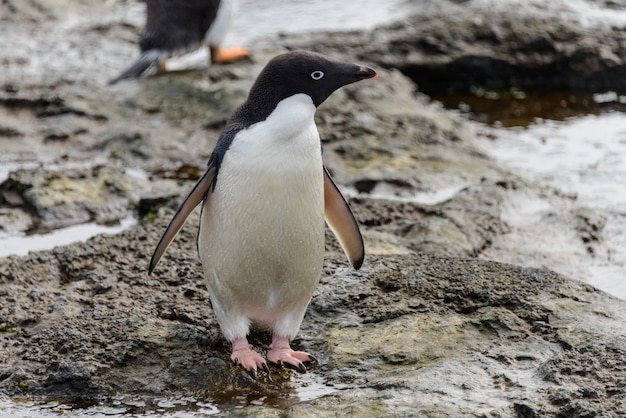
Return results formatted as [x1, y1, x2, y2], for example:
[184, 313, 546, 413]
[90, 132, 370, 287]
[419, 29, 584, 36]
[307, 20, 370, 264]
[198, 95, 324, 334]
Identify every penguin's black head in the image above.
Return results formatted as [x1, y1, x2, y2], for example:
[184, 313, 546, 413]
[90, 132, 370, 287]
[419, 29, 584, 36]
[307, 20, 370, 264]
[248, 51, 377, 110]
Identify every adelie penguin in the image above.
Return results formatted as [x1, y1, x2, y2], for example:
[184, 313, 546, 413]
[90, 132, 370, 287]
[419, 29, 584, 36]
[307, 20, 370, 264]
[110, 0, 249, 84]
[149, 50, 377, 377]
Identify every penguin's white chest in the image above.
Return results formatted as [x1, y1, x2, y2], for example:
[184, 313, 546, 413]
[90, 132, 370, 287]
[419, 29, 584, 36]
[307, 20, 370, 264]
[198, 94, 325, 326]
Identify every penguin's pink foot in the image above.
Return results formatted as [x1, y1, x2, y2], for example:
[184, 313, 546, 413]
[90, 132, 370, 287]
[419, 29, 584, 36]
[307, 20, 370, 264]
[267, 335, 317, 372]
[230, 338, 268, 378]
[210, 46, 250, 64]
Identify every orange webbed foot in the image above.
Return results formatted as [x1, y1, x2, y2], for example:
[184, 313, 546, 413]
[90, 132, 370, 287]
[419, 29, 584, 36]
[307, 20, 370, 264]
[210, 46, 251, 64]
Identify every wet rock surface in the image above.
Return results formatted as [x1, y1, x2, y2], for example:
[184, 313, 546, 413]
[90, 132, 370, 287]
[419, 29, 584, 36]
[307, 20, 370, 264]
[285, 0, 626, 95]
[1, 166, 141, 232]
[1, 0, 626, 416]
[2, 220, 625, 415]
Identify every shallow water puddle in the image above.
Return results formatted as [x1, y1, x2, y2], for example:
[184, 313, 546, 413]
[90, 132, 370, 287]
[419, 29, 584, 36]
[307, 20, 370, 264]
[0, 397, 219, 417]
[0, 373, 340, 417]
[0, 161, 144, 257]
[345, 184, 468, 206]
[0, 215, 137, 257]
[430, 89, 626, 127]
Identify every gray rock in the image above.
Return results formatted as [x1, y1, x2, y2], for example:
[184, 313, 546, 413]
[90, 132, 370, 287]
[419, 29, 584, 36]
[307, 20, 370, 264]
[284, 0, 626, 93]
[0, 166, 138, 231]
[1, 220, 625, 416]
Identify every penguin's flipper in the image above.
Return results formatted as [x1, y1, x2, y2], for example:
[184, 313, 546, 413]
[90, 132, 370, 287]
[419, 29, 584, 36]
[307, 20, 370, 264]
[323, 167, 365, 270]
[149, 166, 217, 274]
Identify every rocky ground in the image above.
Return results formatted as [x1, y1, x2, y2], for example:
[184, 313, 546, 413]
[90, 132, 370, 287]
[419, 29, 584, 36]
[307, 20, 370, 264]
[1, 0, 625, 416]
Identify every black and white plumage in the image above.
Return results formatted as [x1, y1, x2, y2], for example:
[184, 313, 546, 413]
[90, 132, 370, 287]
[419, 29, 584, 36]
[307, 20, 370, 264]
[111, 0, 249, 84]
[149, 51, 376, 377]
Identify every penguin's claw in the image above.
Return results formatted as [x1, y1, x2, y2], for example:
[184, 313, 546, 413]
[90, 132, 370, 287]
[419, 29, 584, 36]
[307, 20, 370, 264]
[268, 354, 312, 373]
[261, 362, 270, 374]
[230, 338, 267, 378]
[267, 336, 316, 372]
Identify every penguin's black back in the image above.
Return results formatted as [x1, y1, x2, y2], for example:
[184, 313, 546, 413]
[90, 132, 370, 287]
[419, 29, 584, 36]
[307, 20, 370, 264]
[140, 0, 221, 53]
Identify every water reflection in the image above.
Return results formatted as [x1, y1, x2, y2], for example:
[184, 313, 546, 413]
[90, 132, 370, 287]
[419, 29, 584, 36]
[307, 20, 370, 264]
[0, 372, 340, 417]
[430, 88, 626, 127]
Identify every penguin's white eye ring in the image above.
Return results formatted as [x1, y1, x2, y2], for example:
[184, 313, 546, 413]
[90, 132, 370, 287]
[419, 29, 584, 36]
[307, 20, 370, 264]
[310, 71, 325, 80]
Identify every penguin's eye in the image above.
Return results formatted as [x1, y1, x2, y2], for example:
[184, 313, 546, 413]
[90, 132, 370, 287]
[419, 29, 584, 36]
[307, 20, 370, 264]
[310, 71, 325, 80]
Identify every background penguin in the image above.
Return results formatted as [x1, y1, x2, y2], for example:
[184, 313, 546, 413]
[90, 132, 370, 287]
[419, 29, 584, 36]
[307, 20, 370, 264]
[110, 0, 249, 83]
[149, 51, 376, 377]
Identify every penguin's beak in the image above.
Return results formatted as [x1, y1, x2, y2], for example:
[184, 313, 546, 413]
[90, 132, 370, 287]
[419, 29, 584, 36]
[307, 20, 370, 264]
[357, 66, 377, 80]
